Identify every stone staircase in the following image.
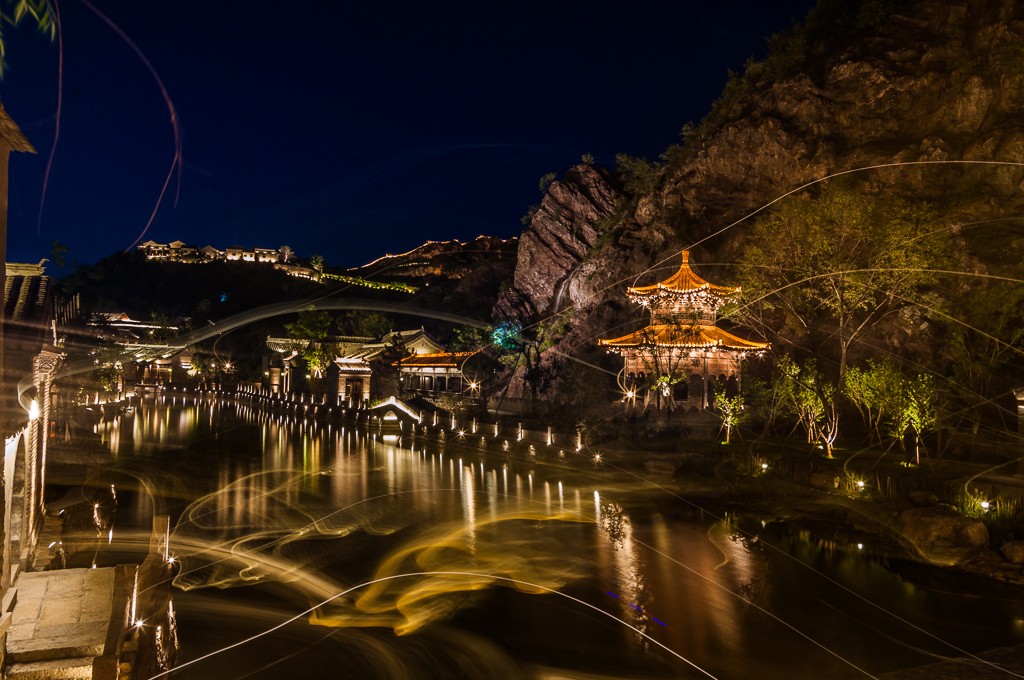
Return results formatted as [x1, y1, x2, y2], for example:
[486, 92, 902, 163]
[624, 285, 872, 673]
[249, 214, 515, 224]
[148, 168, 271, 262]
[4, 567, 133, 680]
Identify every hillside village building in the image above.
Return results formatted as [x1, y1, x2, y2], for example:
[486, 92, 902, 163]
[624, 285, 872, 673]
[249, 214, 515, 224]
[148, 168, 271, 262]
[137, 241, 319, 279]
[598, 250, 768, 412]
[266, 329, 471, 406]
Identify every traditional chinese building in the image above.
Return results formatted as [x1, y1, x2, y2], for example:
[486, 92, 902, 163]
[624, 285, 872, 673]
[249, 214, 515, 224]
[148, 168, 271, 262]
[266, 328, 448, 406]
[598, 250, 768, 412]
[397, 351, 477, 395]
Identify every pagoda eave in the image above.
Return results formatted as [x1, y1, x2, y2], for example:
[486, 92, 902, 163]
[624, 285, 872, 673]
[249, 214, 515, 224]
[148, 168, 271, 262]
[598, 324, 769, 353]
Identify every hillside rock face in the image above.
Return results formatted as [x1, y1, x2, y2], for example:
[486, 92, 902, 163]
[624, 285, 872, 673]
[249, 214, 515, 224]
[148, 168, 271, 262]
[657, 2, 1024, 254]
[497, 0, 1024, 360]
[494, 165, 617, 322]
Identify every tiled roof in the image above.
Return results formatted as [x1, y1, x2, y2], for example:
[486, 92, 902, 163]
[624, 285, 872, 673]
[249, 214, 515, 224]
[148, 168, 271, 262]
[598, 324, 768, 351]
[396, 351, 477, 368]
[0, 105, 35, 154]
[4, 275, 51, 322]
[628, 250, 739, 300]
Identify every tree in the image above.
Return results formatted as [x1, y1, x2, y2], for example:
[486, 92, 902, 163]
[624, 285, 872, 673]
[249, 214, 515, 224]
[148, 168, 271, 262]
[309, 254, 325, 274]
[615, 153, 660, 197]
[187, 347, 214, 382]
[844, 358, 939, 463]
[492, 317, 566, 414]
[736, 184, 951, 383]
[714, 386, 745, 444]
[450, 326, 488, 352]
[889, 372, 938, 465]
[844, 358, 904, 444]
[627, 324, 706, 413]
[285, 309, 333, 391]
[940, 281, 1024, 435]
[0, 0, 55, 76]
[776, 355, 839, 457]
[374, 332, 408, 399]
[279, 245, 294, 263]
[538, 172, 557, 192]
[50, 239, 68, 269]
[338, 311, 392, 339]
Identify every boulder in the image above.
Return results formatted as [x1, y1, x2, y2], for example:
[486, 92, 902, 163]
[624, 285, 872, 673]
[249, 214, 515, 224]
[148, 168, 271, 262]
[809, 472, 836, 490]
[899, 508, 990, 564]
[908, 489, 940, 507]
[1001, 540, 1024, 565]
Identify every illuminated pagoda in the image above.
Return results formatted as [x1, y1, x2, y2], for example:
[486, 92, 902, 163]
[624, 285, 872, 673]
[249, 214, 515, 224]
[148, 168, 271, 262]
[598, 250, 768, 412]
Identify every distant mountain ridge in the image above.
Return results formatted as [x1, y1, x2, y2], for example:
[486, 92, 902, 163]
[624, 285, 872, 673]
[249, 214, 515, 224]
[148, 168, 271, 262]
[347, 235, 516, 280]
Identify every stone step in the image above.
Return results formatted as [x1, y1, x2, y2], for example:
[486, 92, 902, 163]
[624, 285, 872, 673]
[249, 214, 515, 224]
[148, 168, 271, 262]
[5, 656, 95, 680]
[7, 636, 105, 664]
[7, 569, 114, 663]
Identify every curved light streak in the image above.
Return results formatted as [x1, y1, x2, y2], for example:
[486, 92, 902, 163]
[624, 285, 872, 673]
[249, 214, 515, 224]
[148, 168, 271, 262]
[79, 0, 183, 251]
[144, 570, 717, 680]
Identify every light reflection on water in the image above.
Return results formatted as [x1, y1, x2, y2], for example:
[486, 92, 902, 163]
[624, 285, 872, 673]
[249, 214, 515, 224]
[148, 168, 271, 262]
[87, 397, 1024, 679]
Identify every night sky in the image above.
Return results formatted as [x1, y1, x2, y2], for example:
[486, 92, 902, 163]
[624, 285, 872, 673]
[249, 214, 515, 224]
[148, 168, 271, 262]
[0, 1, 816, 272]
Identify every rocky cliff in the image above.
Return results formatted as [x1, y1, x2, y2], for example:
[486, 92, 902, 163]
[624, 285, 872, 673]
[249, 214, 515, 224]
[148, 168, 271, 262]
[493, 165, 617, 322]
[496, 0, 1024, 369]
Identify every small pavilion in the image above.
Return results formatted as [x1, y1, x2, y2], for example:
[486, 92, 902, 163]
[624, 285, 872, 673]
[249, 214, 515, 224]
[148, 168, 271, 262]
[598, 250, 768, 412]
[397, 351, 477, 396]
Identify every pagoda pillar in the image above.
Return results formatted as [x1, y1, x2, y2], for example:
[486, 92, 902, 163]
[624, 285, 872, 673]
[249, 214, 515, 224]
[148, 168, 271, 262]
[702, 354, 709, 409]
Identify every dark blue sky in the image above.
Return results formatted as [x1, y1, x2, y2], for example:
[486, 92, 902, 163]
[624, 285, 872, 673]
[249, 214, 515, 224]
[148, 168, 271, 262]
[1, 0, 816, 271]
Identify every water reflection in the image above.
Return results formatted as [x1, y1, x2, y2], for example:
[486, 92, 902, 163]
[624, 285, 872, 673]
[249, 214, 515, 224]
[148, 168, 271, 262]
[85, 397, 1024, 679]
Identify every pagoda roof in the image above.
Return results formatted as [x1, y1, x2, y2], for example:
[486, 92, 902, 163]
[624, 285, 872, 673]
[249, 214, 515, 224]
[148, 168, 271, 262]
[598, 324, 769, 352]
[627, 250, 739, 300]
[396, 351, 477, 368]
[0, 105, 35, 154]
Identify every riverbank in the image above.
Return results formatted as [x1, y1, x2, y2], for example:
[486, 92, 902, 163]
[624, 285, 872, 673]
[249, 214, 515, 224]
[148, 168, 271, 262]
[881, 643, 1024, 678]
[591, 433, 1024, 594]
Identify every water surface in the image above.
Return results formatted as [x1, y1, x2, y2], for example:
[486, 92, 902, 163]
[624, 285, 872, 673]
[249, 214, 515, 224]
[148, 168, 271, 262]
[83, 396, 1024, 679]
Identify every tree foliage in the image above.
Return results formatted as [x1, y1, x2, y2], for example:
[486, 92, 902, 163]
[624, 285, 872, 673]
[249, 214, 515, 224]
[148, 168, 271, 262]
[843, 358, 904, 443]
[285, 309, 333, 380]
[736, 184, 951, 382]
[538, 171, 557, 192]
[776, 355, 839, 456]
[309, 254, 325, 274]
[337, 311, 393, 339]
[614, 153, 660, 197]
[0, 0, 55, 77]
[713, 384, 745, 444]
[940, 280, 1024, 433]
[844, 357, 939, 462]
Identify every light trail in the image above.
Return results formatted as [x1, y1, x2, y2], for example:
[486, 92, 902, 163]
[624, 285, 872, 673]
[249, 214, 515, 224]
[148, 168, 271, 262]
[36, 0, 62, 231]
[671, 159, 1024, 281]
[493, 160, 1024, 384]
[79, 0, 183, 251]
[588, 454, 1024, 679]
[101, 398, 1006, 677]
[144, 570, 717, 680]
[142, 407, 881, 679]
[158, 484, 459, 596]
[29, 297, 490, 410]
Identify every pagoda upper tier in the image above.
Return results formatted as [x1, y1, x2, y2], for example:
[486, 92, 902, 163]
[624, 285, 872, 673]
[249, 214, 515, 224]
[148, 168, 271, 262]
[627, 250, 740, 326]
[627, 250, 739, 306]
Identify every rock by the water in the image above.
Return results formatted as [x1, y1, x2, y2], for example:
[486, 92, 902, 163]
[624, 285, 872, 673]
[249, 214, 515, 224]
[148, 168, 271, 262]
[1001, 540, 1024, 565]
[899, 507, 990, 565]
